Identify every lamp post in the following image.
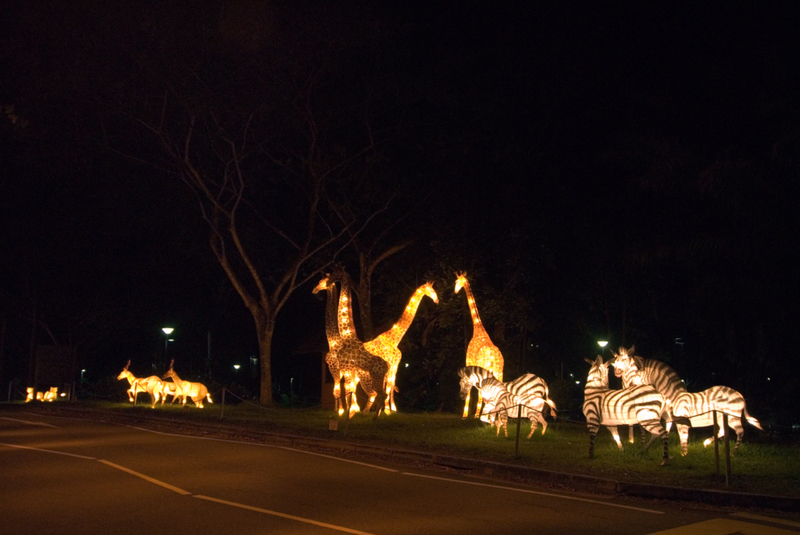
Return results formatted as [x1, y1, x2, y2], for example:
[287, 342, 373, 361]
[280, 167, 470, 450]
[598, 340, 608, 358]
[162, 327, 174, 364]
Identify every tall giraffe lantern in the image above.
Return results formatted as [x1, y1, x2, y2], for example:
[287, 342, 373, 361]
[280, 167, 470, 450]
[455, 272, 505, 418]
[312, 274, 346, 416]
[364, 281, 439, 413]
[326, 265, 391, 419]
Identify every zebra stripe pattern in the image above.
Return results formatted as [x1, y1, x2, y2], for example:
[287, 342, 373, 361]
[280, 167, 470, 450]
[619, 359, 763, 455]
[582, 356, 670, 464]
[458, 366, 557, 435]
[610, 345, 687, 442]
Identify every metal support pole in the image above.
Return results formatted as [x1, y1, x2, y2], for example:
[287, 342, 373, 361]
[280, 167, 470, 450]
[713, 410, 720, 476]
[515, 404, 522, 457]
[723, 413, 731, 487]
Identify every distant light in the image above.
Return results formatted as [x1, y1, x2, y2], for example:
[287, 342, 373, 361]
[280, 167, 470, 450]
[404, 363, 409, 367]
[597, 340, 608, 348]
[81, 369, 86, 372]
[575, 380, 580, 385]
[233, 364, 241, 370]
[162, 327, 174, 335]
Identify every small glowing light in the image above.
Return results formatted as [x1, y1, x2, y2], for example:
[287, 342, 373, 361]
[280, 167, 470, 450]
[598, 340, 608, 348]
[162, 327, 174, 335]
[233, 364, 241, 370]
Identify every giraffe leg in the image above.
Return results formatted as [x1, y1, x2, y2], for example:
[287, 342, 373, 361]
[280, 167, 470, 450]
[462, 392, 471, 419]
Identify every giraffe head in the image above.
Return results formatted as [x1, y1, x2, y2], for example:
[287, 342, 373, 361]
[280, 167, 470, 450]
[312, 274, 332, 294]
[420, 281, 439, 303]
[454, 272, 468, 293]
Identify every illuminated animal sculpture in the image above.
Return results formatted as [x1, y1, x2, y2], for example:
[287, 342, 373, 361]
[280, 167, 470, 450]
[26, 387, 58, 402]
[478, 377, 556, 438]
[582, 356, 670, 465]
[328, 266, 390, 418]
[163, 361, 212, 408]
[161, 380, 181, 405]
[458, 366, 557, 434]
[481, 376, 556, 436]
[610, 346, 688, 443]
[619, 359, 762, 455]
[117, 360, 164, 408]
[364, 282, 439, 413]
[455, 272, 505, 418]
[312, 274, 346, 415]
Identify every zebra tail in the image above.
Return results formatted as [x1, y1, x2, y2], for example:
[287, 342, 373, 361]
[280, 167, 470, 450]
[206, 393, 214, 404]
[545, 399, 557, 418]
[744, 406, 762, 430]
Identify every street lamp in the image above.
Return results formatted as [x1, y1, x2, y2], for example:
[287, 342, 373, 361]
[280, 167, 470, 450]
[598, 340, 608, 358]
[162, 327, 174, 362]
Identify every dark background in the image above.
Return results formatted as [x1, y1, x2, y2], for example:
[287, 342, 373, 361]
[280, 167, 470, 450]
[1, 2, 798, 426]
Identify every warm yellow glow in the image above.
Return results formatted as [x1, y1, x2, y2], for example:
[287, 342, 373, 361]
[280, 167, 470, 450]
[26, 387, 34, 402]
[363, 281, 439, 413]
[117, 361, 164, 408]
[163, 362, 212, 408]
[454, 272, 504, 418]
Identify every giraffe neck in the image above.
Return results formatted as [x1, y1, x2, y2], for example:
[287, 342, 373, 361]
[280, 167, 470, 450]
[373, 287, 426, 347]
[338, 279, 359, 340]
[324, 282, 341, 346]
[463, 281, 488, 336]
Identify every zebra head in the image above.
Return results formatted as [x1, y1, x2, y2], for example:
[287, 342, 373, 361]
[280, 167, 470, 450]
[610, 345, 636, 378]
[457, 367, 473, 399]
[584, 355, 610, 387]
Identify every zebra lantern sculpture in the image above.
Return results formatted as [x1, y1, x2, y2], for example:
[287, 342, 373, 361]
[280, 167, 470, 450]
[582, 356, 670, 465]
[458, 366, 557, 437]
[616, 354, 762, 455]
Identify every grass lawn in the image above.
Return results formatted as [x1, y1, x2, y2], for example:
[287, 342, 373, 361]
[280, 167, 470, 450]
[20, 399, 798, 499]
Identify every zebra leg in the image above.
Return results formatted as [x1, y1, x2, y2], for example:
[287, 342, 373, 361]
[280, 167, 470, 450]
[677, 423, 690, 456]
[587, 424, 599, 458]
[608, 426, 624, 450]
[628, 426, 635, 444]
[462, 392, 472, 419]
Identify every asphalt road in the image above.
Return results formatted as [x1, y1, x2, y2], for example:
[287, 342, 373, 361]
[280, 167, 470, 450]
[2, 407, 798, 535]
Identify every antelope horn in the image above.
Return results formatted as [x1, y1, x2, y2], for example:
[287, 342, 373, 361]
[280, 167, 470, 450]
[124, 360, 130, 371]
[169, 359, 174, 370]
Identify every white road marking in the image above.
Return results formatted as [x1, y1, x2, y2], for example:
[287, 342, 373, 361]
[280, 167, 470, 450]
[647, 517, 800, 535]
[128, 425, 399, 471]
[733, 512, 800, 529]
[0, 442, 96, 459]
[194, 495, 376, 535]
[0, 416, 59, 427]
[403, 472, 665, 514]
[98, 459, 192, 495]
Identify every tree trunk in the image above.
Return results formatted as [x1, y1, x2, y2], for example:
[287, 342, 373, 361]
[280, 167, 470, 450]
[255, 314, 275, 405]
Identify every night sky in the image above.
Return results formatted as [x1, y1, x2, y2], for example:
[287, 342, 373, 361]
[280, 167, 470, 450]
[1, 2, 798, 419]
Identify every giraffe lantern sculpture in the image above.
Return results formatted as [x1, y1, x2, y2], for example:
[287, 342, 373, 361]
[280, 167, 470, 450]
[364, 281, 439, 413]
[315, 268, 390, 419]
[312, 274, 346, 416]
[455, 272, 504, 418]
